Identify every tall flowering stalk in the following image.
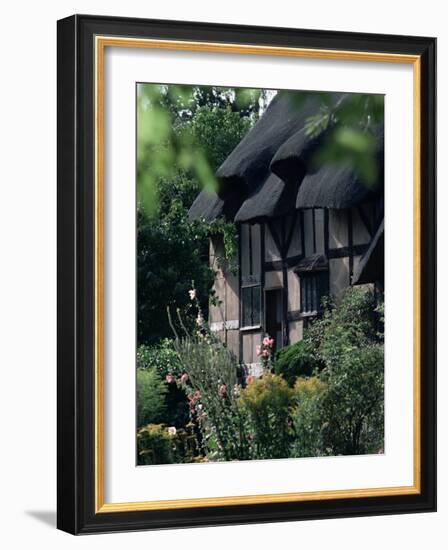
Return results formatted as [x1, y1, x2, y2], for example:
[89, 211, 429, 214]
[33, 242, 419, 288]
[167, 287, 253, 461]
[256, 335, 275, 371]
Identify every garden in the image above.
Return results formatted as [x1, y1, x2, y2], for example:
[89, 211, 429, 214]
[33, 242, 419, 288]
[137, 285, 384, 464]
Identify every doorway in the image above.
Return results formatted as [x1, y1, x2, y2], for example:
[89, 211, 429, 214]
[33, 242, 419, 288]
[265, 289, 283, 352]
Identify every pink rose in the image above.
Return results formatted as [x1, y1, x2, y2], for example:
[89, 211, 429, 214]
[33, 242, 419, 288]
[165, 373, 175, 384]
[255, 344, 261, 356]
[262, 349, 269, 358]
[245, 375, 254, 385]
[180, 373, 189, 384]
[218, 384, 227, 397]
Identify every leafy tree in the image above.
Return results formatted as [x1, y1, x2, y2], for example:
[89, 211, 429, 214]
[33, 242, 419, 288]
[298, 287, 384, 456]
[136, 368, 167, 427]
[137, 85, 257, 346]
[319, 344, 384, 455]
[137, 204, 213, 346]
[137, 84, 261, 213]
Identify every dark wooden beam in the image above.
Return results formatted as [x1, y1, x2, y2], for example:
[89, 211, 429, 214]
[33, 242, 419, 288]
[328, 244, 368, 259]
[348, 209, 354, 284]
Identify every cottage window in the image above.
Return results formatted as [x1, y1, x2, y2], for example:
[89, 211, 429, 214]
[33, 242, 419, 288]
[299, 271, 328, 315]
[240, 223, 262, 328]
[241, 284, 261, 328]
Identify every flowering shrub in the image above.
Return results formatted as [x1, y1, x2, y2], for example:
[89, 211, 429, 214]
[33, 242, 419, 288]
[137, 424, 175, 465]
[137, 339, 183, 379]
[169, 313, 252, 461]
[238, 374, 293, 459]
[290, 287, 384, 456]
[134, 286, 385, 463]
[290, 377, 327, 458]
[256, 335, 275, 370]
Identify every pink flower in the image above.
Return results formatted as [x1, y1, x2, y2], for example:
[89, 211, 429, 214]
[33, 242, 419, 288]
[233, 384, 241, 396]
[165, 373, 175, 384]
[255, 344, 261, 356]
[187, 390, 201, 410]
[263, 336, 274, 347]
[262, 349, 270, 358]
[245, 375, 254, 385]
[180, 373, 189, 384]
[218, 384, 227, 397]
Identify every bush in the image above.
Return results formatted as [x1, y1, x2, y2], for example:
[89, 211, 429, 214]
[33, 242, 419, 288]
[290, 377, 327, 457]
[238, 374, 293, 459]
[137, 341, 190, 428]
[307, 287, 381, 367]
[136, 368, 167, 428]
[171, 329, 250, 461]
[137, 339, 183, 378]
[319, 344, 384, 455]
[274, 340, 324, 386]
[137, 424, 175, 465]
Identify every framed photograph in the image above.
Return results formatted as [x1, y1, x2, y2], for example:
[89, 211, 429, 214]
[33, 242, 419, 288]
[57, 14, 436, 534]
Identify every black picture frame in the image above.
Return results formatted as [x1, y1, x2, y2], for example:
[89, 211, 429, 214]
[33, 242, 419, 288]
[57, 14, 436, 534]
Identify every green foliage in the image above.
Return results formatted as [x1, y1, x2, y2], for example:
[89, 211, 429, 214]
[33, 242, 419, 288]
[300, 92, 384, 187]
[170, 325, 251, 461]
[180, 106, 252, 172]
[137, 341, 190, 428]
[137, 340, 183, 378]
[238, 374, 294, 459]
[136, 368, 167, 428]
[137, 204, 214, 346]
[137, 424, 175, 465]
[274, 339, 324, 386]
[137, 84, 259, 215]
[290, 377, 327, 458]
[319, 344, 384, 455]
[137, 85, 254, 347]
[295, 287, 384, 456]
[307, 287, 380, 367]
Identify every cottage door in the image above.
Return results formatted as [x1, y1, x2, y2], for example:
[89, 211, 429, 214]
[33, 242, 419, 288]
[265, 289, 283, 352]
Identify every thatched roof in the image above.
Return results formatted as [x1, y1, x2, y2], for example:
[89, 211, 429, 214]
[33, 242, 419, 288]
[189, 90, 384, 223]
[188, 189, 224, 222]
[216, 92, 323, 192]
[234, 174, 299, 223]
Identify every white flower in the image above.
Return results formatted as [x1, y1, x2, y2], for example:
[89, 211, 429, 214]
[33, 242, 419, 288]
[167, 426, 177, 436]
[188, 289, 196, 300]
[196, 313, 204, 326]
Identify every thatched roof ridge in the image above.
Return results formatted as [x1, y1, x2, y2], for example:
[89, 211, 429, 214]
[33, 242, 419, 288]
[234, 173, 299, 223]
[188, 189, 224, 222]
[216, 92, 321, 195]
[296, 124, 384, 209]
[188, 90, 384, 223]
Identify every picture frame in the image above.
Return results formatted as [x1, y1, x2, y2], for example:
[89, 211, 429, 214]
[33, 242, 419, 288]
[57, 14, 436, 534]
